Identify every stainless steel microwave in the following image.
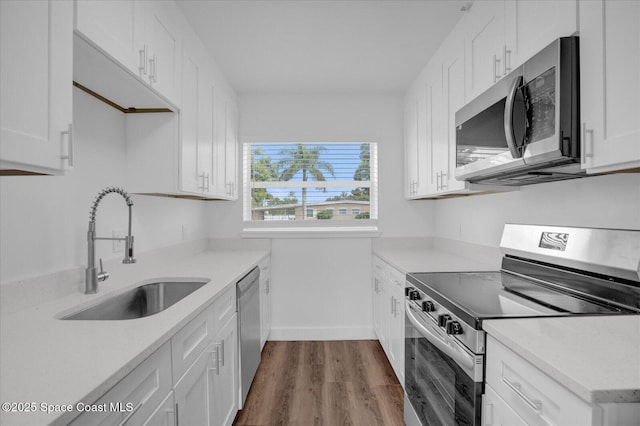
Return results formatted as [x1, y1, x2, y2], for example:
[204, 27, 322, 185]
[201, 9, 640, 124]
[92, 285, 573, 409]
[455, 37, 582, 186]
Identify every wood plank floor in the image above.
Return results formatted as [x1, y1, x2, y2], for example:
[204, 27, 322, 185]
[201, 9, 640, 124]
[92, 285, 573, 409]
[234, 340, 404, 426]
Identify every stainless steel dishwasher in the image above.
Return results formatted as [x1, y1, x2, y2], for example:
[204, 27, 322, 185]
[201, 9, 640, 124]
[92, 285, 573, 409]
[237, 266, 261, 407]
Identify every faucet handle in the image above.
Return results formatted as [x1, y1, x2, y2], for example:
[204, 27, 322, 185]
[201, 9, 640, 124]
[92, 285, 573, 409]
[97, 258, 109, 282]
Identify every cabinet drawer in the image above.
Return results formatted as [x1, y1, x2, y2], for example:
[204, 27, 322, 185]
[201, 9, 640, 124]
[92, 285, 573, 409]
[211, 284, 237, 334]
[70, 342, 172, 426]
[171, 304, 214, 383]
[486, 335, 595, 426]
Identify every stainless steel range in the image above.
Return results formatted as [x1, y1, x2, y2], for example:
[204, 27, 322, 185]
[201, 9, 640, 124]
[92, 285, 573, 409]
[403, 224, 640, 426]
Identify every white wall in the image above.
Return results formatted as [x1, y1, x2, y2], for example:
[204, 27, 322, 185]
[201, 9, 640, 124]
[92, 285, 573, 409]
[0, 89, 208, 284]
[208, 94, 432, 339]
[433, 173, 640, 247]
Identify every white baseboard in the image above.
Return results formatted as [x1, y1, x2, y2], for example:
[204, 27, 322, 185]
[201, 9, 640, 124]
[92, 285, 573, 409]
[268, 326, 376, 341]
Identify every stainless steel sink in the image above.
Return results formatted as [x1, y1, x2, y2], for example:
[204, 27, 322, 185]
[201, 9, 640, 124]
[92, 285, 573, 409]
[62, 281, 207, 320]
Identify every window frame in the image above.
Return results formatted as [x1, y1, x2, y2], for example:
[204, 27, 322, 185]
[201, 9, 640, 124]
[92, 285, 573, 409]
[242, 141, 379, 235]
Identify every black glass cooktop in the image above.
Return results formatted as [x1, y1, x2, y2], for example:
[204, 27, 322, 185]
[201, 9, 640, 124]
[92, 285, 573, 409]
[406, 270, 634, 329]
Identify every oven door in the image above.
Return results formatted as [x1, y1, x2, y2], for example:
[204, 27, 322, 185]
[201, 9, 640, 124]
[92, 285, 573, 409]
[404, 301, 483, 426]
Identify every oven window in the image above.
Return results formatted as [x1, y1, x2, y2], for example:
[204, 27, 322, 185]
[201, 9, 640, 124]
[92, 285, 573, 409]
[405, 324, 481, 425]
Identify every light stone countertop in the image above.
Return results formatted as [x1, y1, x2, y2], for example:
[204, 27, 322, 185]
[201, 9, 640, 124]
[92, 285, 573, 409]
[373, 237, 503, 273]
[483, 316, 640, 404]
[0, 247, 269, 426]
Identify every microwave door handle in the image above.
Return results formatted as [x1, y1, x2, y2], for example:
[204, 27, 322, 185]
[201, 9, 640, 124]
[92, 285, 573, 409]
[504, 75, 524, 159]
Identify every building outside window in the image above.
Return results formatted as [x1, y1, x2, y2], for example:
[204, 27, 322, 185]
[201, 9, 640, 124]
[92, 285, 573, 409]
[243, 142, 377, 226]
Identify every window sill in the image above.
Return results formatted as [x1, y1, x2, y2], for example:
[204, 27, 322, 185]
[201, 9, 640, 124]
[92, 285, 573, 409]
[240, 225, 381, 239]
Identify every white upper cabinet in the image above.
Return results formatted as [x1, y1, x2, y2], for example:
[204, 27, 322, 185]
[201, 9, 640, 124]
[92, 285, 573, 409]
[0, 0, 73, 175]
[180, 34, 215, 196]
[222, 99, 239, 199]
[75, 0, 181, 107]
[143, 0, 182, 106]
[504, 0, 577, 69]
[463, 0, 507, 101]
[74, 0, 144, 74]
[580, 0, 640, 173]
[404, 96, 420, 198]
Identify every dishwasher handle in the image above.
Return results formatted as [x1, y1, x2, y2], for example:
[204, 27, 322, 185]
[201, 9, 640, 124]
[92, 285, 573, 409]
[237, 266, 260, 296]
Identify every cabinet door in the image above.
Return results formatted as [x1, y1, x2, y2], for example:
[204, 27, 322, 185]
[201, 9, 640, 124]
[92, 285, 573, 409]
[404, 97, 420, 198]
[197, 75, 215, 196]
[0, 0, 73, 175]
[75, 0, 144, 74]
[174, 345, 214, 426]
[504, 0, 577, 71]
[482, 384, 528, 426]
[180, 50, 200, 194]
[224, 100, 239, 199]
[210, 315, 239, 426]
[442, 36, 467, 193]
[580, 0, 640, 173]
[464, 0, 506, 101]
[144, 0, 181, 105]
[425, 62, 445, 195]
[387, 269, 405, 387]
[260, 270, 272, 350]
[142, 391, 176, 426]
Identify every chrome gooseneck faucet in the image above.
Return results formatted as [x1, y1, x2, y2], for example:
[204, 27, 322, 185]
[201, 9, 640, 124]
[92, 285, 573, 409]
[85, 187, 136, 294]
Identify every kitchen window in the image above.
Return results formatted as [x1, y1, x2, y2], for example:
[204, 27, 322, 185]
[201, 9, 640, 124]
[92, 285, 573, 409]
[243, 142, 378, 234]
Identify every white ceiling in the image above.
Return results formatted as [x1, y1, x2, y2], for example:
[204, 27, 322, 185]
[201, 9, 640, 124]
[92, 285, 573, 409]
[176, 0, 466, 95]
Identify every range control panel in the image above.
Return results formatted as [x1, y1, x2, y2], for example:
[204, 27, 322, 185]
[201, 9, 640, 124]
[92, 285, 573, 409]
[405, 285, 485, 354]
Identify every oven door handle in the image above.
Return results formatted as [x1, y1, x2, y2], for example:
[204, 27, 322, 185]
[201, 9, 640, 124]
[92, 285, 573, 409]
[405, 301, 474, 370]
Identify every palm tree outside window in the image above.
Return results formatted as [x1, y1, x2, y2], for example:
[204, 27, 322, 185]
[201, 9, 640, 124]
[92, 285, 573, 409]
[244, 142, 377, 224]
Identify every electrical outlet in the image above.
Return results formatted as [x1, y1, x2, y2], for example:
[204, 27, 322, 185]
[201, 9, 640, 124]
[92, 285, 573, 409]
[112, 229, 125, 253]
[181, 224, 187, 241]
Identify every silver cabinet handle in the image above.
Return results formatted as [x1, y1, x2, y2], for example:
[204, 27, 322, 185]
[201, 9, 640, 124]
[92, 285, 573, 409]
[493, 54, 502, 83]
[208, 346, 219, 374]
[61, 123, 73, 166]
[440, 171, 448, 190]
[149, 54, 157, 83]
[503, 45, 511, 75]
[582, 122, 594, 162]
[390, 296, 395, 315]
[138, 44, 148, 75]
[216, 340, 225, 366]
[502, 376, 542, 413]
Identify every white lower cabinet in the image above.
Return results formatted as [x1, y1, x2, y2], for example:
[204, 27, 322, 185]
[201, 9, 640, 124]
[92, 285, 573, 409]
[485, 335, 640, 426]
[259, 256, 272, 350]
[70, 342, 173, 425]
[174, 342, 212, 425]
[372, 256, 404, 387]
[71, 286, 240, 426]
[482, 383, 527, 426]
[210, 314, 239, 426]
